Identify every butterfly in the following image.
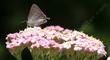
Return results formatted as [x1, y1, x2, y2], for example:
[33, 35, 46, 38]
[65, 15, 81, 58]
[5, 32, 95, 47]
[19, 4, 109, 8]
[27, 4, 50, 27]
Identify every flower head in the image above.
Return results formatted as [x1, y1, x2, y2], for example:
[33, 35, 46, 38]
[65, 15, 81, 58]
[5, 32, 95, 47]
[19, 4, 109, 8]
[6, 25, 107, 57]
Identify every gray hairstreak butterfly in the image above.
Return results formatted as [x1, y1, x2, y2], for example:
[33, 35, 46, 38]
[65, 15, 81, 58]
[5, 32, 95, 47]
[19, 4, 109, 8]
[27, 4, 50, 27]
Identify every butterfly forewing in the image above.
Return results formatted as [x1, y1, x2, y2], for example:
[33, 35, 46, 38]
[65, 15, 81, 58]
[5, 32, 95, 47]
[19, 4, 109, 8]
[27, 4, 48, 27]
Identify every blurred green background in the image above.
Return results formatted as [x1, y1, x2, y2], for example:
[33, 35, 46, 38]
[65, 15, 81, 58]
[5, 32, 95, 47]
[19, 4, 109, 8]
[0, 0, 110, 60]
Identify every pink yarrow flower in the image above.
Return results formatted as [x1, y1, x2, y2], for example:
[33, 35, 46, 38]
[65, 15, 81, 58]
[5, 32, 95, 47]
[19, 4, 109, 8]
[5, 25, 107, 57]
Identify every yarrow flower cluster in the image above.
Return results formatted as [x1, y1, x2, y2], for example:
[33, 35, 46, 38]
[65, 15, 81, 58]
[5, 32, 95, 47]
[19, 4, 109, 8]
[6, 25, 107, 57]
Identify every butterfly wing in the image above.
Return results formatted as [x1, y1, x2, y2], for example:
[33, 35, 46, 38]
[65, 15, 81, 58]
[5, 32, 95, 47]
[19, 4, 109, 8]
[27, 4, 48, 27]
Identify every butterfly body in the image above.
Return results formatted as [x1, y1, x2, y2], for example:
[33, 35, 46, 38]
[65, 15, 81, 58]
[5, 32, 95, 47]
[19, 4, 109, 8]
[27, 4, 49, 27]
